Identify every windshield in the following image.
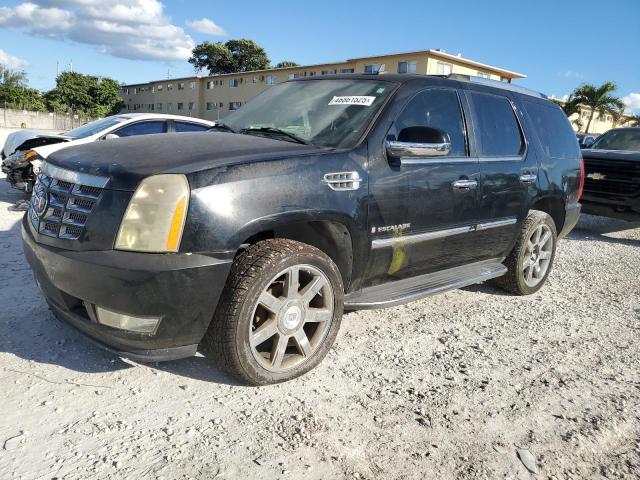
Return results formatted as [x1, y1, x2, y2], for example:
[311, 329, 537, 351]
[65, 116, 127, 139]
[222, 79, 397, 148]
[591, 129, 640, 151]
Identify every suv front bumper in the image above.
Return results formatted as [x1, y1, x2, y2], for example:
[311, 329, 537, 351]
[22, 215, 232, 362]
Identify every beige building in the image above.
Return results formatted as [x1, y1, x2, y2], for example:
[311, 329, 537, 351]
[121, 49, 526, 121]
[549, 98, 634, 134]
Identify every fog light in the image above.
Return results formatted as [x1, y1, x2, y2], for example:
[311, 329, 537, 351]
[95, 306, 160, 334]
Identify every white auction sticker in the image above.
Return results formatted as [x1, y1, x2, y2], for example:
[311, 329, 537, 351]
[328, 96, 376, 106]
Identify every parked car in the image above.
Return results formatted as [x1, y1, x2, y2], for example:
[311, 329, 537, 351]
[576, 132, 599, 149]
[1, 113, 214, 192]
[581, 127, 640, 220]
[22, 74, 582, 385]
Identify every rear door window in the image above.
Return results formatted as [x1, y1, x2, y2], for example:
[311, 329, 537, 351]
[115, 121, 167, 137]
[468, 92, 524, 157]
[174, 122, 210, 132]
[523, 100, 579, 159]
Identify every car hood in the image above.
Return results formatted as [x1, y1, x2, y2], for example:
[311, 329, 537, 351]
[45, 132, 330, 190]
[2, 129, 70, 157]
[581, 148, 640, 162]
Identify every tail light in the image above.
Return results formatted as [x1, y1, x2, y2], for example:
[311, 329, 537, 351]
[577, 154, 585, 202]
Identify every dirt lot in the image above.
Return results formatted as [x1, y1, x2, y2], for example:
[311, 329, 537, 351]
[0, 173, 639, 480]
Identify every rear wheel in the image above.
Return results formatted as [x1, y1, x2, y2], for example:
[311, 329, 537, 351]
[203, 239, 344, 385]
[494, 210, 557, 295]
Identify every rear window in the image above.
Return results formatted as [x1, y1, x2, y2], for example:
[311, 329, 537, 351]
[469, 92, 524, 157]
[523, 100, 579, 159]
[175, 121, 210, 132]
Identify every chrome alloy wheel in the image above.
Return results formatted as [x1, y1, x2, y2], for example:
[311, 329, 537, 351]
[249, 264, 334, 372]
[522, 223, 553, 287]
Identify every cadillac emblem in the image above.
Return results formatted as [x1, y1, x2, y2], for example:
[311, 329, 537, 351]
[31, 181, 49, 217]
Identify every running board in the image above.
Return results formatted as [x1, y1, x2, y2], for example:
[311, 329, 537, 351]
[344, 258, 506, 310]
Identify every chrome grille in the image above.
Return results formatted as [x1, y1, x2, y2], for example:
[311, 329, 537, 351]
[28, 163, 108, 241]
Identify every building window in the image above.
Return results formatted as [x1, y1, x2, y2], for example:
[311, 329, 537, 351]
[398, 61, 417, 74]
[151, 86, 155, 93]
[178, 82, 185, 90]
[476, 71, 491, 79]
[320, 70, 329, 75]
[167, 84, 173, 90]
[288, 73, 299, 80]
[266, 75, 277, 85]
[149, 104, 155, 111]
[177, 103, 184, 110]
[157, 85, 163, 91]
[599, 113, 607, 122]
[188, 102, 195, 110]
[229, 101, 242, 110]
[156, 103, 162, 111]
[167, 102, 172, 111]
[219, 102, 224, 108]
[436, 62, 453, 75]
[133, 87, 138, 94]
[206, 102, 216, 111]
[229, 79, 239, 88]
[206, 81, 214, 89]
[364, 64, 381, 74]
[309, 71, 316, 77]
[189, 81, 196, 89]
[340, 68, 355, 74]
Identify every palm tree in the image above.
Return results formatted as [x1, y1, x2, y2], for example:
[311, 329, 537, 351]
[569, 82, 625, 133]
[627, 114, 640, 127]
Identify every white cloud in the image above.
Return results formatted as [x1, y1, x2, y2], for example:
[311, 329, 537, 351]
[558, 70, 585, 80]
[0, 0, 195, 61]
[622, 92, 640, 114]
[186, 17, 226, 36]
[0, 48, 27, 69]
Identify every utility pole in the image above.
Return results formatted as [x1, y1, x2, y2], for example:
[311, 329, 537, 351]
[69, 60, 73, 72]
[56, 61, 59, 77]
[167, 68, 171, 79]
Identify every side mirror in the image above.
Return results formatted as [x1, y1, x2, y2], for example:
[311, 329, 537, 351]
[386, 126, 451, 162]
[104, 133, 120, 140]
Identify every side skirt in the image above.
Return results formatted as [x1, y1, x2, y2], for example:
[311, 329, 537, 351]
[344, 258, 507, 310]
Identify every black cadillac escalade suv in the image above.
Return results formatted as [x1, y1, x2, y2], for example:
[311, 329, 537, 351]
[22, 74, 583, 385]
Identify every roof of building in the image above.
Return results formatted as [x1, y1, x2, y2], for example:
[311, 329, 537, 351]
[122, 48, 525, 87]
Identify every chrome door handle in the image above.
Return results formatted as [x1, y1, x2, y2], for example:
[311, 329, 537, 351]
[519, 173, 537, 184]
[452, 179, 478, 190]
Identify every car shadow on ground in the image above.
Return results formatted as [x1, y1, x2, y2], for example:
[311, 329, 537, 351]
[569, 214, 640, 247]
[0, 181, 241, 386]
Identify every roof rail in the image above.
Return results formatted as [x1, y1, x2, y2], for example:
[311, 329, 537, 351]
[446, 74, 547, 99]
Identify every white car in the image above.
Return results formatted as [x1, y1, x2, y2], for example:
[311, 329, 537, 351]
[3, 113, 214, 192]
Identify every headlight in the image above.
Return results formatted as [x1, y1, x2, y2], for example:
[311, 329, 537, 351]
[115, 174, 190, 253]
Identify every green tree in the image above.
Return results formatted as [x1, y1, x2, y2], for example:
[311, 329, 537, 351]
[0, 65, 45, 111]
[275, 60, 299, 68]
[569, 82, 625, 133]
[189, 39, 270, 74]
[45, 72, 123, 117]
[628, 114, 640, 127]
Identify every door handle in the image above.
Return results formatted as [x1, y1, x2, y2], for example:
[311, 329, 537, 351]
[452, 179, 478, 190]
[519, 173, 537, 184]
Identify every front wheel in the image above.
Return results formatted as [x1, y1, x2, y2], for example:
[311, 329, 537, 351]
[494, 210, 557, 295]
[203, 239, 344, 385]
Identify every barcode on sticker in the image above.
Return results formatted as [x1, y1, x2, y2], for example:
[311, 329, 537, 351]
[328, 96, 376, 106]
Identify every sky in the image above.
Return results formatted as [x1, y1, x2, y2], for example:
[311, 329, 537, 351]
[1, 0, 639, 113]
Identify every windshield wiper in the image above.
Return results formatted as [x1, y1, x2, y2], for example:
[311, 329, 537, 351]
[209, 123, 236, 133]
[241, 127, 309, 145]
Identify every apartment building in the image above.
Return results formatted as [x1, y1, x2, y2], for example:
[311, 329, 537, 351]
[550, 98, 634, 134]
[120, 49, 526, 121]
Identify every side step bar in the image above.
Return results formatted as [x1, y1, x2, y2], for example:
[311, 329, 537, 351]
[344, 258, 506, 310]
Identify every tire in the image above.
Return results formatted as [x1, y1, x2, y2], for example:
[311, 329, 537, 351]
[203, 239, 344, 385]
[493, 210, 557, 296]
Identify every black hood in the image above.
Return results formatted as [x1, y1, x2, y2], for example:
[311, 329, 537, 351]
[582, 148, 640, 162]
[46, 132, 326, 190]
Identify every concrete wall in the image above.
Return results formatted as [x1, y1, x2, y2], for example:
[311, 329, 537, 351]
[0, 108, 94, 131]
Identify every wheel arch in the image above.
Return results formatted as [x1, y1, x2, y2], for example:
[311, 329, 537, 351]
[530, 195, 566, 233]
[233, 212, 362, 292]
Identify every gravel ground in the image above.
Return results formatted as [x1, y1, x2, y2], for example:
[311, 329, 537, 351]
[0, 173, 639, 480]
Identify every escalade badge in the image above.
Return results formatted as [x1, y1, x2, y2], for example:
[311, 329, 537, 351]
[587, 172, 606, 180]
[31, 181, 49, 217]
